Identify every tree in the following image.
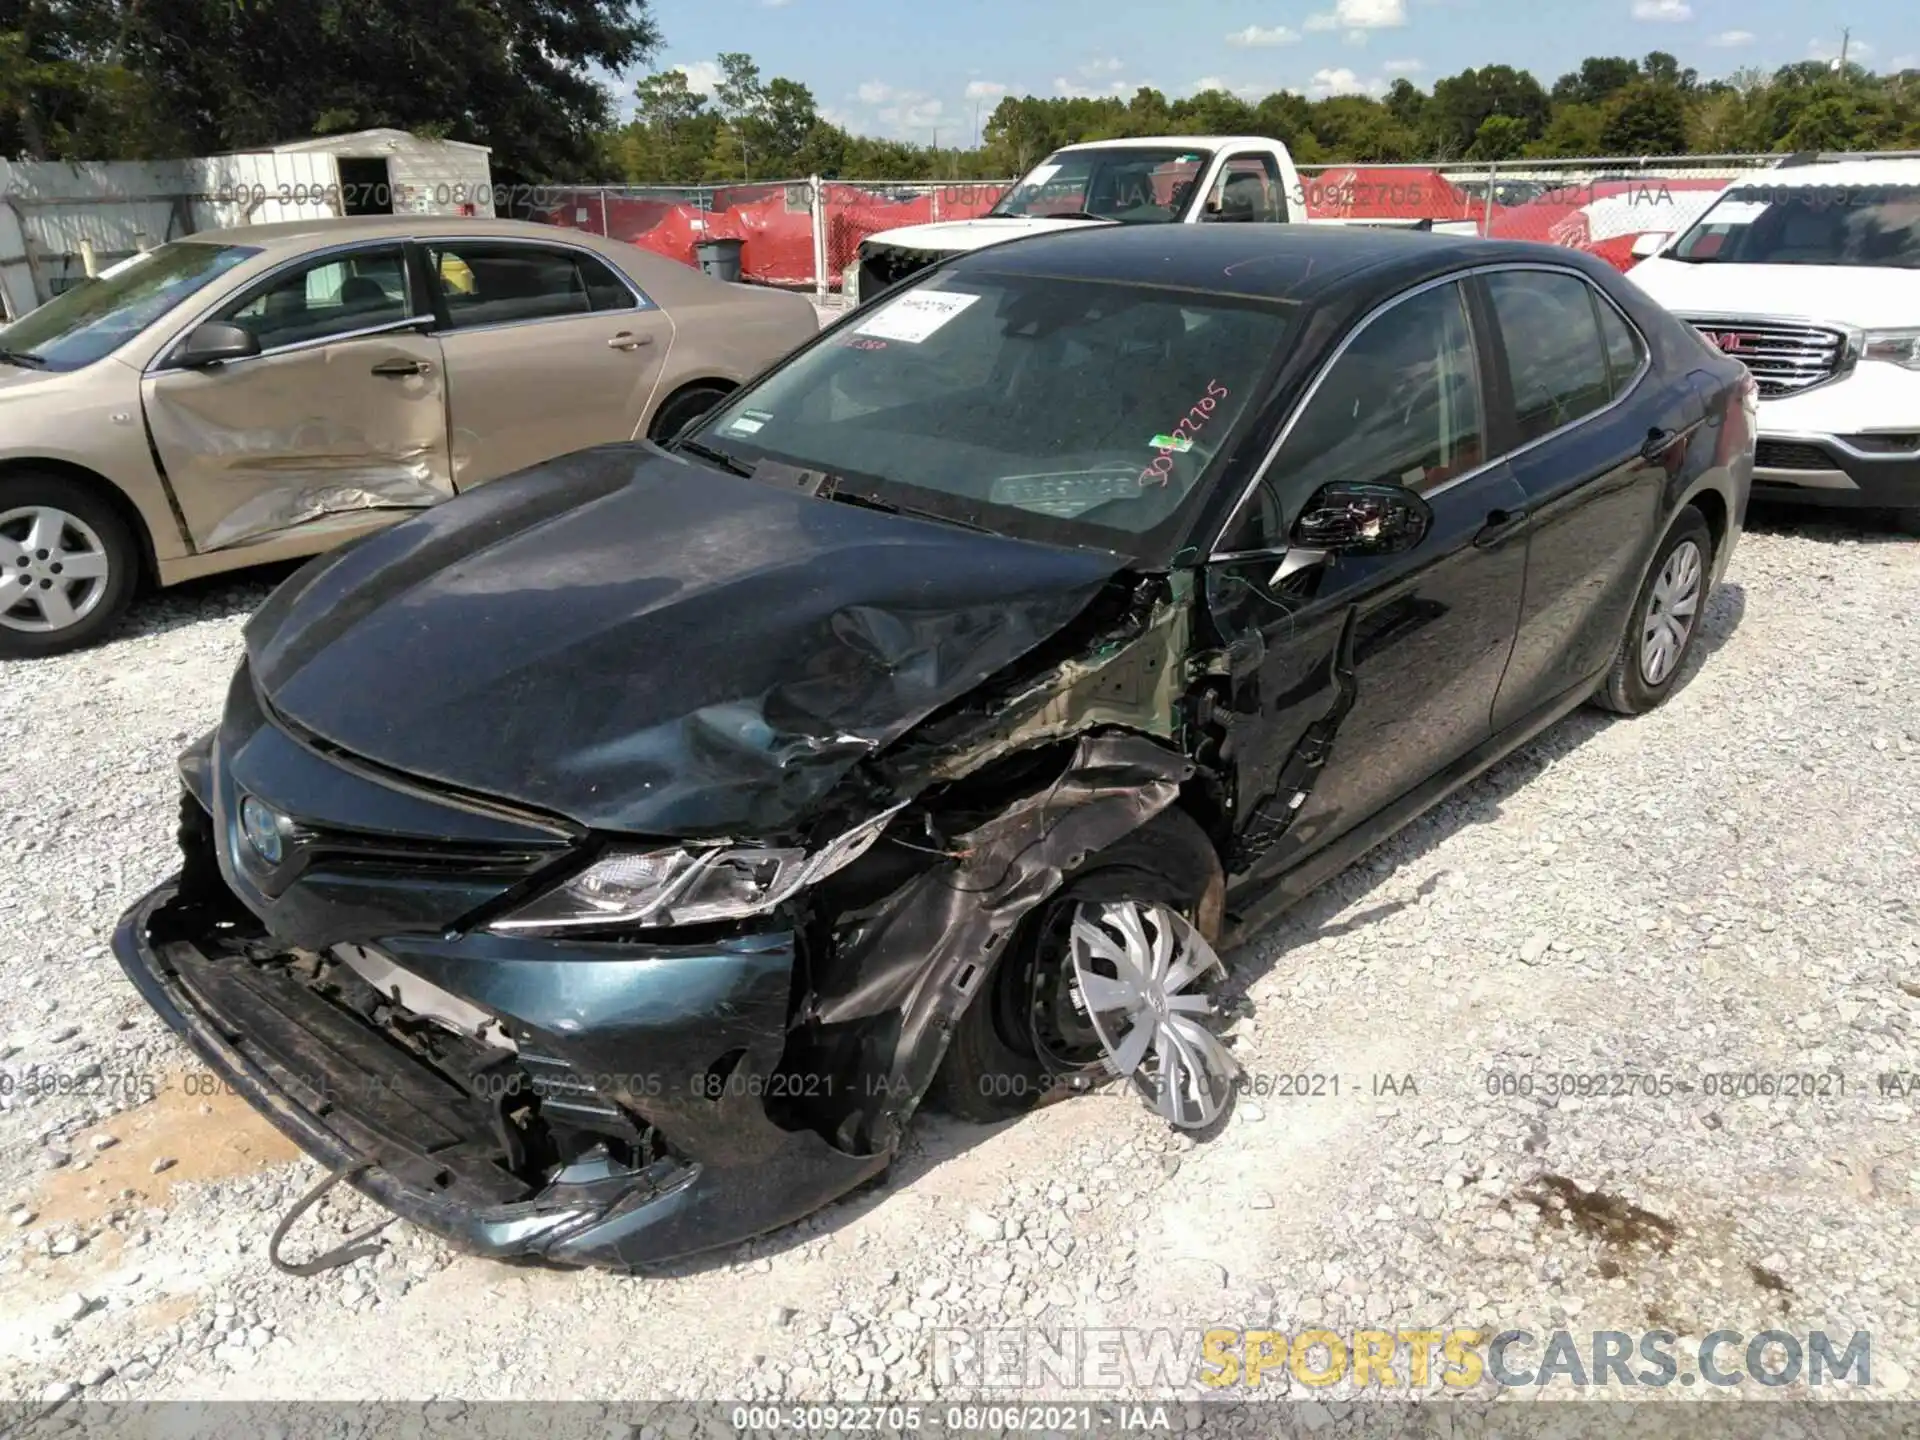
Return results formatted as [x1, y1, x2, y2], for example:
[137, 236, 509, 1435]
[1641, 51, 1698, 91]
[1426, 65, 1551, 156]
[1466, 113, 1529, 159]
[1551, 56, 1638, 107]
[77, 0, 662, 181]
[1599, 81, 1689, 154]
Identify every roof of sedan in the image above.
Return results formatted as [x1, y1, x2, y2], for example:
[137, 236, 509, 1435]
[946, 223, 1594, 303]
[184, 215, 585, 250]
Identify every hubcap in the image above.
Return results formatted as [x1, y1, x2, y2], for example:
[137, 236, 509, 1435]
[0, 506, 110, 634]
[1640, 538, 1702, 688]
[1067, 900, 1239, 1129]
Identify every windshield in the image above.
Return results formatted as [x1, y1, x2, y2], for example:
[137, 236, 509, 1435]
[690, 270, 1296, 562]
[989, 147, 1214, 223]
[0, 241, 259, 371]
[1669, 182, 1920, 268]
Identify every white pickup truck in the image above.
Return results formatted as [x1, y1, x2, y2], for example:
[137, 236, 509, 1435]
[850, 135, 1457, 305]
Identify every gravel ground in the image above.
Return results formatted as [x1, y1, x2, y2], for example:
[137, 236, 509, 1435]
[1, 505, 1916, 1412]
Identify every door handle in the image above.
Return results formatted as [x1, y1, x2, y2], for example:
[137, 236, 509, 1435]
[371, 358, 431, 377]
[1641, 426, 1680, 461]
[607, 332, 654, 351]
[1474, 506, 1529, 549]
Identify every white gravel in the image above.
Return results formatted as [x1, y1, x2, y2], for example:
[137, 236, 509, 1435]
[1, 506, 1917, 1407]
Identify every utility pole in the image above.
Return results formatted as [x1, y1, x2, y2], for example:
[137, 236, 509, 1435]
[1839, 27, 1851, 72]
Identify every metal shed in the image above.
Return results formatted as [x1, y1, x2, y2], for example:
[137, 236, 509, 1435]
[265, 129, 496, 220]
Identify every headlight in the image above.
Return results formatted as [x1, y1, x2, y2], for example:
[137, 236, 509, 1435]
[490, 804, 905, 934]
[1863, 329, 1920, 369]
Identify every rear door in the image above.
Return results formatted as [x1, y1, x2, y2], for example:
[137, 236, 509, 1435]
[1206, 277, 1531, 879]
[422, 238, 673, 488]
[142, 243, 453, 552]
[1477, 265, 1703, 731]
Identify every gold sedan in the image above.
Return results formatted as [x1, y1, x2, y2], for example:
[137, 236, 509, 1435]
[0, 215, 821, 657]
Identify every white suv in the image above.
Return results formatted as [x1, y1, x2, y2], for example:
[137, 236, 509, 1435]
[1627, 158, 1920, 532]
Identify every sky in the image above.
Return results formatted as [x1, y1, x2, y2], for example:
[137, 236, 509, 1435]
[630, 0, 1913, 143]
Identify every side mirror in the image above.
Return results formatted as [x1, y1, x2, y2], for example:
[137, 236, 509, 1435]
[1630, 231, 1671, 259]
[1291, 481, 1432, 557]
[175, 320, 261, 368]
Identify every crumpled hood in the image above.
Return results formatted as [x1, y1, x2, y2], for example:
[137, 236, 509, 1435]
[246, 445, 1125, 838]
[1626, 257, 1920, 330]
[864, 217, 1116, 254]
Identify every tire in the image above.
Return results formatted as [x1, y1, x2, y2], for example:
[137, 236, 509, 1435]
[926, 807, 1227, 1126]
[1591, 506, 1713, 716]
[1889, 508, 1920, 538]
[0, 473, 140, 660]
[647, 383, 734, 445]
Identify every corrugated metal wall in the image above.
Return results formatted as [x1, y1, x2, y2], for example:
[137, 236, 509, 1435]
[0, 140, 495, 321]
[0, 153, 341, 319]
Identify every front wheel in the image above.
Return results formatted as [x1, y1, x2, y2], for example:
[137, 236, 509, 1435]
[0, 475, 140, 660]
[925, 808, 1236, 1132]
[1591, 507, 1713, 716]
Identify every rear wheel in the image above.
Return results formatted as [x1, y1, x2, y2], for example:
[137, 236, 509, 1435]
[926, 808, 1236, 1131]
[0, 474, 140, 660]
[1591, 507, 1712, 716]
[647, 383, 734, 445]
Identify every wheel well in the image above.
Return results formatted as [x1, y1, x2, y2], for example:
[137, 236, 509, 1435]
[0, 458, 158, 585]
[646, 378, 738, 441]
[1686, 489, 1728, 561]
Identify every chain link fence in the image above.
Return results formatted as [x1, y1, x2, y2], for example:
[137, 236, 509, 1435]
[530, 150, 1920, 294]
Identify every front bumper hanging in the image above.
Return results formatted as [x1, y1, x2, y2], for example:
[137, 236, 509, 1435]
[112, 883, 888, 1270]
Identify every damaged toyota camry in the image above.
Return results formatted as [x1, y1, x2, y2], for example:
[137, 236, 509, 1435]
[112, 226, 1754, 1271]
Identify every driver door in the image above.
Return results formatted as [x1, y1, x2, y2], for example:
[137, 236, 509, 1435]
[1205, 277, 1529, 881]
[141, 243, 453, 552]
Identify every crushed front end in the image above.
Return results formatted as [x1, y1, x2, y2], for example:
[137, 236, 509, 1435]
[113, 667, 889, 1270]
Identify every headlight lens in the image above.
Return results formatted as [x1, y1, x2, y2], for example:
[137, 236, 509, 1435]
[1863, 329, 1920, 369]
[490, 804, 905, 934]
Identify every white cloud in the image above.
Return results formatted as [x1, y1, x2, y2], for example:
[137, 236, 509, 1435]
[761, 0, 791, 7]
[1893, 53, 1918, 70]
[1052, 76, 1134, 98]
[1383, 57, 1426, 72]
[1079, 56, 1125, 77]
[1706, 29, 1754, 47]
[964, 80, 1007, 101]
[1305, 0, 1407, 31]
[1226, 24, 1300, 47]
[1630, 0, 1692, 21]
[1308, 66, 1388, 97]
[856, 80, 897, 105]
[674, 60, 723, 95]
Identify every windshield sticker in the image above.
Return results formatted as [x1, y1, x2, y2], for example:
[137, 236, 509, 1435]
[838, 335, 889, 351]
[724, 410, 772, 436]
[1140, 380, 1229, 487]
[853, 290, 981, 345]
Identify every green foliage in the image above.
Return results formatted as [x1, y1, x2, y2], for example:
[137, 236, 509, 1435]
[5, 22, 1918, 185]
[1, 0, 660, 181]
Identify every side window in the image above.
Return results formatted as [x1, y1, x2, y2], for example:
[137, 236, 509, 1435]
[220, 246, 409, 351]
[1594, 293, 1646, 397]
[1486, 270, 1614, 442]
[1218, 281, 1484, 552]
[428, 243, 634, 330]
[1206, 154, 1287, 223]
